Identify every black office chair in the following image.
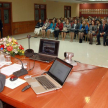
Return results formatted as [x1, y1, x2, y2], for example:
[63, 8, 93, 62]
[0, 100, 3, 108]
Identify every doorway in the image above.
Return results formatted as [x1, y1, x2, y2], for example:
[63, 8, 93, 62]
[0, 2, 12, 37]
[64, 6, 71, 18]
[34, 4, 46, 25]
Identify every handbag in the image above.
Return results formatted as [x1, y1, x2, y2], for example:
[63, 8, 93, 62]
[55, 27, 59, 31]
[0, 73, 6, 92]
[62, 27, 67, 31]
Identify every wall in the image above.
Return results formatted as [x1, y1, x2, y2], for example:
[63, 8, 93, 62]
[2, 0, 79, 22]
[1, 0, 79, 36]
[80, 3, 108, 18]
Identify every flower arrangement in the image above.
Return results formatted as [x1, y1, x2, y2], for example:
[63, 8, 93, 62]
[0, 36, 24, 56]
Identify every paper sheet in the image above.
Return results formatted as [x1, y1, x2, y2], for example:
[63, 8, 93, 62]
[5, 78, 26, 89]
[1, 63, 27, 76]
[0, 62, 12, 68]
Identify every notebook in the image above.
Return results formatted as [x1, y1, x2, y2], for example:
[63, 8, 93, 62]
[26, 58, 73, 94]
[30, 39, 60, 63]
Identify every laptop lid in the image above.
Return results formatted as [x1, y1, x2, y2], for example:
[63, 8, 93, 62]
[39, 39, 60, 57]
[47, 58, 73, 86]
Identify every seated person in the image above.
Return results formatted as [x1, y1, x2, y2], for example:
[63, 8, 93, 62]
[54, 19, 63, 40]
[88, 20, 97, 44]
[70, 19, 79, 42]
[41, 18, 50, 38]
[79, 19, 89, 43]
[34, 19, 43, 38]
[62, 18, 67, 25]
[61, 19, 71, 40]
[96, 19, 108, 46]
[47, 19, 56, 38]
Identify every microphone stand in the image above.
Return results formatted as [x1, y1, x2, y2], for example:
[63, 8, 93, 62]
[12, 56, 28, 77]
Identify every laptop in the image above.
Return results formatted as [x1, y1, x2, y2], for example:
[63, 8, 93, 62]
[30, 39, 60, 63]
[26, 58, 73, 94]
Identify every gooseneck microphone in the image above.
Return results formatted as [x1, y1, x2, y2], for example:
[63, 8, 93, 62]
[24, 35, 34, 57]
[12, 56, 28, 77]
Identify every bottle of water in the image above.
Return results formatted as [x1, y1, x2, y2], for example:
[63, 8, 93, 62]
[0, 48, 5, 64]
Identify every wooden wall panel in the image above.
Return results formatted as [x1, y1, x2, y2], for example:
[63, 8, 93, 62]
[79, 3, 108, 18]
[12, 21, 35, 35]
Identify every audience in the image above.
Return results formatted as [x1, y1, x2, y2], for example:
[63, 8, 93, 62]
[61, 19, 71, 40]
[41, 18, 50, 38]
[54, 19, 63, 40]
[47, 19, 56, 38]
[34, 19, 43, 38]
[88, 20, 97, 44]
[34, 16, 108, 46]
[96, 19, 108, 46]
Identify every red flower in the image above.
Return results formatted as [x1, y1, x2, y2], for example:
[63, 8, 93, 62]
[19, 45, 24, 50]
[15, 42, 18, 44]
[0, 44, 4, 49]
[7, 46, 13, 51]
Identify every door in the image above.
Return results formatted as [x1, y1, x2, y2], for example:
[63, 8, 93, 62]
[64, 6, 71, 18]
[34, 4, 46, 25]
[0, 3, 12, 37]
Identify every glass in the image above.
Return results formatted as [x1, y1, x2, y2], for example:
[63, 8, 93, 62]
[41, 9, 44, 20]
[0, 3, 2, 7]
[67, 10, 70, 18]
[0, 10, 1, 20]
[35, 10, 39, 21]
[5, 54, 11, 62]
[4, 9, 9, 23]
[65, 10, 67, 18]
[35, 5, 39, 9]
[3, 3, 10, 8]
[40, 5, 45, 9]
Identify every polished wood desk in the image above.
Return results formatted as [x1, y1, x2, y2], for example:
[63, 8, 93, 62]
[0, 56, 108, 108]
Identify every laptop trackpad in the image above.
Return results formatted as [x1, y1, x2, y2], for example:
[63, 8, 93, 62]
[30, 82, 40, 87]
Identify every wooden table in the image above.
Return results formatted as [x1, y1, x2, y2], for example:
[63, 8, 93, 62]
[0, 55, 108, 108]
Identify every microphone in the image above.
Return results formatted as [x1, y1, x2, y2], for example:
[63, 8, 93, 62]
[24, 35, 34, 57]
[12, 56, 28, 77]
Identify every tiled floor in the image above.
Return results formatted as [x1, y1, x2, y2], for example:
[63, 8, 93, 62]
[11, 32, 108, 68]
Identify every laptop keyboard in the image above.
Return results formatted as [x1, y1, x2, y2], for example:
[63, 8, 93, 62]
[36, 76, 56, 90]
[32, 54, 55, 62]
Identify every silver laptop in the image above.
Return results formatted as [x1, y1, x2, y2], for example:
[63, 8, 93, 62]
[30, 39, 60, 63]
[26, 58, 73, 94]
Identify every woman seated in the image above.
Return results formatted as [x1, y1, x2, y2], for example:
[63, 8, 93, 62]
[47, 19, 56, 38]
[88, 20, 97, 44]
[79, 19, 89, 43]
[34, 19, 43, 38]
[61, 19, 71, 40]
[41, 19, 50, 38]
[70, 19, 79, 42]
[54, 19, 63, 40]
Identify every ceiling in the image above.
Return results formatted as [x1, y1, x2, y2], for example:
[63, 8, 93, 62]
[48, 0, 108, 3]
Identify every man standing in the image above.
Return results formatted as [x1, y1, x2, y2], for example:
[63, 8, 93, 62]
[96, 19, 108, 46]
[0, 19, 3, 38]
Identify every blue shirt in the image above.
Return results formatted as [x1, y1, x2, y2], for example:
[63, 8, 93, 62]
[79, 24, 89, 34]
[49, 23, 56, 30]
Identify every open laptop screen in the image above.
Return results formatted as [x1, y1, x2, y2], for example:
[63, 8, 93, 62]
[39, 39, 59, 56]
[48, 58, 73, 86]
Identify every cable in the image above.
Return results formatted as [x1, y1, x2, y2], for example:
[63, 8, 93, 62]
[72, 67, 102, 72]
